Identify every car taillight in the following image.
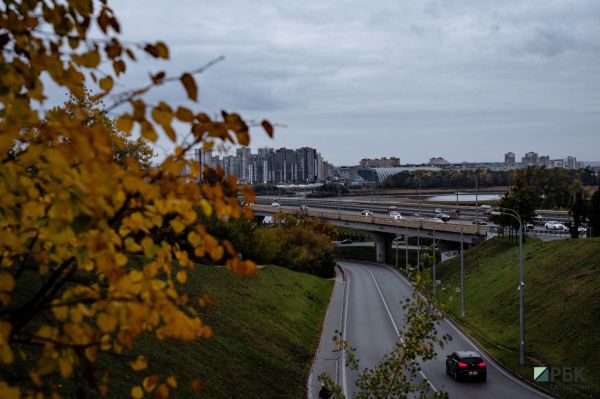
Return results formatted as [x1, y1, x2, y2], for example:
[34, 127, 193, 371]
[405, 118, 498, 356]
[458, 362, 467, 367]
[478, 362, 486, 367]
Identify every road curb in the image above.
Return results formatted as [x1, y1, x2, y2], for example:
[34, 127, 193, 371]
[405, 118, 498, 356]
[306, 265, 345, 399]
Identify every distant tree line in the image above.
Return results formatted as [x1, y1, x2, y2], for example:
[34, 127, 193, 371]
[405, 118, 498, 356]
[307, 182, 350, 198]
[383, 167, 597, 193]
[490, 168, 600, 237]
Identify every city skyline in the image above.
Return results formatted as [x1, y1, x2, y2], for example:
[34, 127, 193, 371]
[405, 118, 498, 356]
[204, 146, 597, 168]
[107, 1, 600, 166]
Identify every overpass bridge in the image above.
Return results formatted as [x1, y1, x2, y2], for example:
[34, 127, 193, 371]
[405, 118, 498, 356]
[253, 204, 489, 264]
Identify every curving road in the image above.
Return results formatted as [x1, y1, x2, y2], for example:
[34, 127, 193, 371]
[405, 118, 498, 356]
[309, 260, 555, 399]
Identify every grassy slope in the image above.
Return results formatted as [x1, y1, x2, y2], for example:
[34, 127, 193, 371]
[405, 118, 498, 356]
[104, 265, 333, 398]
[430, 237, 600, 399]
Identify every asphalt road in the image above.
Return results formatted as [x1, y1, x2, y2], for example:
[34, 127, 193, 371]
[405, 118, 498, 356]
[312, 260, 555, 399]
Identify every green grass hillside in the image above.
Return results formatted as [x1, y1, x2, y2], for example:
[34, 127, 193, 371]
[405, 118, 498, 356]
[430, 237, 600, 399]
[102, 265, 333, 398]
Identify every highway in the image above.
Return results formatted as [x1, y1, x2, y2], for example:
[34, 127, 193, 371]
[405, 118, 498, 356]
[310, 260, 555, 399]
[257, 202, 575, 241]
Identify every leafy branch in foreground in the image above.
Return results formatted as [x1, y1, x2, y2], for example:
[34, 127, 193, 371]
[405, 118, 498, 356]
[0, 1, 272, 397]
[320, 276, 451, 399]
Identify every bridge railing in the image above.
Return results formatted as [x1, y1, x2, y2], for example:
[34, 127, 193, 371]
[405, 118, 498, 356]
[253, 205, 489, 236]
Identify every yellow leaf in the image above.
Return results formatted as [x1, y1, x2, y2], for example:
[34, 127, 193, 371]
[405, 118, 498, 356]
[176, 271, 187, 284]
[162, 124, 177, 142]
[140, 121, 158, 142]
[130, 355, 147, 371]
[156, 42, 169, 59]
[59, 356, 73, 378]
[151, 103, 173, 126]
[131, 386, 143, 399]
[143, 375, 159, 392]
[0, 273, 15, 292]
[0, 343, 14, 364]
[209, 245, 224, 262]
[116, 114, 134, 134]
[0, 381, 20, 399]
[166, 376, 177, 388]
[180, 73, 197, 101]
[175, 107, 194, 122]
[97, 313, 118, 333]
[187, 231, 202, 247]
[125, 237, 142, 253]
[99, 76, 114, 92]
[199, 199, 212, 217]
[170, 219, 185, 233]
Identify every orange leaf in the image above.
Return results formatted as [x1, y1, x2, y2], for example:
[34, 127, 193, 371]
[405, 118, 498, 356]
[99, 76, 114, 92]
[180, 73, 197, 101]
[131, 386, 143, 399]
[191, 378, 203, 393]
[261, 120, 274, 137]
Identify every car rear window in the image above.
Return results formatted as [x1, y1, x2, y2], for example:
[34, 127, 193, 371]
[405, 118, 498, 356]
[461, 357, 483, 363]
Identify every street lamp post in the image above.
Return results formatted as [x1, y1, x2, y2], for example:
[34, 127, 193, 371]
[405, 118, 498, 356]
[432, 228, 437, 295]
[491, 208, 525, 366]
[405, 225, 409, 273]
[395, 235, 399, 269]
[460, 224, 464, 318]
[336, 178, 341, 217]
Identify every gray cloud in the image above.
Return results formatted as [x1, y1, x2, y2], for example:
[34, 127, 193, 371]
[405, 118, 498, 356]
[101, 0, 600, 164]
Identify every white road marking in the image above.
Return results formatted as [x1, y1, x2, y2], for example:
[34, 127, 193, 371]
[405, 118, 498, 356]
[382, 264, 555, 399]
[368, 269, 439, 394]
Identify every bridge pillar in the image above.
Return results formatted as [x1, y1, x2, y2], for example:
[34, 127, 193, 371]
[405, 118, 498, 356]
[372, 232, 395, 263]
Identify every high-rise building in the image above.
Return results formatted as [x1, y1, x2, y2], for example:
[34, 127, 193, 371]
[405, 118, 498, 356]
[522, 151, 539, 165]
[504, 152, 515, 165]
[195, 146, 331, 184]
[429, 157, 449, 166]
[566, 156, 577, 169]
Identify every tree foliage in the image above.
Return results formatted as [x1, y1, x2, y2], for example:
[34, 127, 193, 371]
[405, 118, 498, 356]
[589, 186, 600, 237]
[319, 277, 450, 399]
[251, 214, 338, 278]
[0, 1, 272, 397]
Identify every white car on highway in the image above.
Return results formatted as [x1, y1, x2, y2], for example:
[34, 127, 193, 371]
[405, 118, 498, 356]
[544, 221, 566, 230]
[271, 201, 280, 207]
[361, 210, 373, 216]
[389, 211, 403, 221]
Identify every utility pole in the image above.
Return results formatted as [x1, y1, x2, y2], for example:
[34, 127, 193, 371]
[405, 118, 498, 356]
[395, 235, 399, 269]
[336, 178, 340, 217]
[433, 228, 437, 295]
[417, 225, 421, 273]
[405, 225, 409, 273]
[460, 223, 465, 318]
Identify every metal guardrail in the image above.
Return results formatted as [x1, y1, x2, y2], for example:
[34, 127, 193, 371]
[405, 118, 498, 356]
[253, 205, 489, 236]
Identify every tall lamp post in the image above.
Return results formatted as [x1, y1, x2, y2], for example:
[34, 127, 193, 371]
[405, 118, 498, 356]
[491, 207, 525, 367]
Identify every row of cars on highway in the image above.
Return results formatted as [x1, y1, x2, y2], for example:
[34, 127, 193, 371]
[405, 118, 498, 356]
[266, 201, 587, 234]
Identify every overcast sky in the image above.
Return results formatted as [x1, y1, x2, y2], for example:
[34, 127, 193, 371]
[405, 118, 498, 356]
[108, 0, 600, 165]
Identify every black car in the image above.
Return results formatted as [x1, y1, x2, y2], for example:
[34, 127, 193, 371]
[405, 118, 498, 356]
[446, 350, 487, 382]
[340, 239, 353, 245]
